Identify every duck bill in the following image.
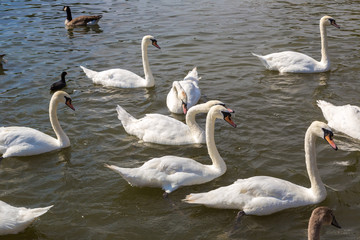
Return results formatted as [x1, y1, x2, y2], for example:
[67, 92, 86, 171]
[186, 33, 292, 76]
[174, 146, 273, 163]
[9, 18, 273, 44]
[224, 115, 237, 128]
[325, 135, 337, 150]
[331, 216, 341, 228]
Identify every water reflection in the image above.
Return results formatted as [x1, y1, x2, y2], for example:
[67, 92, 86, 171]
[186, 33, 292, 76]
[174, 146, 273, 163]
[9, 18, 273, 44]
[65, 25, 103, 38]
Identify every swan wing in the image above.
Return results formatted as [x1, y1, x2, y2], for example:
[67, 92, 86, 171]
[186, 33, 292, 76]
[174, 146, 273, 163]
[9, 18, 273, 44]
[317, 100, 360, 139]
[184, 176, 314, 215]
[0, 127, 59, 157]
[253, 51, 325, 73]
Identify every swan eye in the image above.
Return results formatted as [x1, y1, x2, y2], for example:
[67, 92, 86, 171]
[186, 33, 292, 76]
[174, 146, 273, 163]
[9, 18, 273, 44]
[322, 128, 333, 139]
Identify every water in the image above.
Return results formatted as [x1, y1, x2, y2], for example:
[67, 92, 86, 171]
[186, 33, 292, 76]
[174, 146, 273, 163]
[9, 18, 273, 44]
[1, 0, 360, 239]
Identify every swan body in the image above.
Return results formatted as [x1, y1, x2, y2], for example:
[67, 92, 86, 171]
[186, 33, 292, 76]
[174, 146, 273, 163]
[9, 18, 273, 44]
[167, 67, 201, 114]
[253, 16, 340, 73]
[0, 91, 75, 158]
[63, 6, 102, 26]
[50, 71, 67, 91]
[117, 100, 228, 145]
[183, 121, 338, 216]
[106, 104, 237, 194]
[0, 201, 53, 235]
[308, 206, 341, 240]
[80, 35, 160, 88]
[317, 100, 360, 140]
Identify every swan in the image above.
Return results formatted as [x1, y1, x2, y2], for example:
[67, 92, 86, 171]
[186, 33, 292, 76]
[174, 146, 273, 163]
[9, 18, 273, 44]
[50, 71, 67, 91]
[167, 67, 201, 114]
[183, 121, 338, 216]
[308, 206, 341, 240]
[105, 104, 237, 196]
[63, 6, 102, 26]
[116, 100, 230, 145]
[0, 91, 75, 159]
[252, 16, 340, 73]
[317, 100, 360, 140]
[80, 35, 161, 88]
[0, 200, 53, 235]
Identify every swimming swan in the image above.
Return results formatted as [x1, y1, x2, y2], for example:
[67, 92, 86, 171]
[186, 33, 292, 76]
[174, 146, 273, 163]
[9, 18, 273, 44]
[167, 67, 201, 114]
[105, 104, 237, 195]
[183, 121, 338, 216]
[63, 6, 102, 26]
[0, 200, 53, 235]
[317, 100, 360, 140]
[116, 100, 229, 145]
[0, 91, 75, 158]
[80, 35, 161, 88]
[308, 206, 341, 240]
[252, 16, 340, 73]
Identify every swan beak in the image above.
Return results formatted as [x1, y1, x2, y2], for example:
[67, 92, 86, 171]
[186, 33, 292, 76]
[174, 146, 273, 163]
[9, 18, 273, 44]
[224, 115, 237, 128]
[152, 41, 161, 49]
[182, 101, 187, 114]
[66, 100, 75, 111]
[227, 108, 235, 113]
[332, 22, 340, 29]
[325, 134, 337, 150]
[331, 216, 341, 229]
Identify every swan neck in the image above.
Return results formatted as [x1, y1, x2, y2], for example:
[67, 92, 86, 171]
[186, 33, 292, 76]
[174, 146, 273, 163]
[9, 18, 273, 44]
[49, 97, 70, 147]
[320, 22, 329, 64]
[141, 41, 154, 86]
[304, 128, 325, 198]
[206, 112, 226, 173]
[186, 104, 206, 137]
[307, 220, 322, 240]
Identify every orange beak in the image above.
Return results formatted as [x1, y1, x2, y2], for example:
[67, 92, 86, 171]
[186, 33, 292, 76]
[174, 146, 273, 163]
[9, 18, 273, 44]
[325, 135, 337, 150]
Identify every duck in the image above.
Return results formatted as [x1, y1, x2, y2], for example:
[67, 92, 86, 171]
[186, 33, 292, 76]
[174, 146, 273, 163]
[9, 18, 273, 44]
[317, 100, 360, 140]
[63, 6, 102, 27]
[183, 121, 338, 216]
[50, 71, 67, 92]
[308, 206, 341, 240]
[167, 67, 201, 114]
[105, 104, 237, 196]
[0, 200, 53, 235]
[80, 35, 161, 88]
[252, 16, 340, 73]
[116, 100, 230, 145]
[0, 91, 75, 159]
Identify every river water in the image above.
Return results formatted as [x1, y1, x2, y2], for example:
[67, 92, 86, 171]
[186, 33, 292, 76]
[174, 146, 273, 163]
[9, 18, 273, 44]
[1, 0, 360, 239]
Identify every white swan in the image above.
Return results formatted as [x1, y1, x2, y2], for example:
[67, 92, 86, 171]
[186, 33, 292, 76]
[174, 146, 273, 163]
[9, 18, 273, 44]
[0, 91, 75, 158]
[252, 16, 340, 73]
[308, 206, 341, 240]
[116, 100, 230, 145]
[317, 100, 360, 140]
[167, 67, 201, 114]
[105, 104, 237, 195]
[183, 121, 338, 216]
[80, 35, 161, 88]
[0, 200, 53, 235]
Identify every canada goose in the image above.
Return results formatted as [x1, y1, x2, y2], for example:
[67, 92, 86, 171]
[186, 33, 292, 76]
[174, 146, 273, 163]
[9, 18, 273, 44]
[63, 6, 102, 27]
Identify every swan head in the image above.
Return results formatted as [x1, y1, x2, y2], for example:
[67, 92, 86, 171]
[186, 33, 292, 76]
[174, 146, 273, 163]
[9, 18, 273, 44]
[204, 100, 235, 113]
[320, 16, 340, 29]
[52, 91, 75, 111]
[143, 35, 161, 49]
[309, 121, 337, 150]
[310, 206, 341, 228]
[172, 81, 188, 114]
[209, 105, 237, 128]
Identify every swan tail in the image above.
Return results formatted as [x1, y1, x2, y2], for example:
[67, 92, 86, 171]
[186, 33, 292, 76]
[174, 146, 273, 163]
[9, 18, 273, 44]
[316, 100, 333, 110]
[21, 205, 53, 220]
[104, 164, 138, 186]
[252, 52, 271, 69]
[183, 193, 208, 204]
[184, 67, 200, 82]
[80, 65, 98, 79]
[116, 105, 137, 126]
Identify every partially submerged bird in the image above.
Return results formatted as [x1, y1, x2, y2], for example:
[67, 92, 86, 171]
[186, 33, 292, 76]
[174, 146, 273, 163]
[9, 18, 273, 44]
[252, 16, 340, 73]
[63, 6, 102, 27]
[0, 200, 53, 235]
[50, 71, 67, 91]
[308, 207, 341, 240]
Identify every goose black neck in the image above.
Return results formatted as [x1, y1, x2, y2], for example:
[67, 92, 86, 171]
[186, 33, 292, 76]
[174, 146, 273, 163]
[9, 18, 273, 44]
[65, 7, 72, 21]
